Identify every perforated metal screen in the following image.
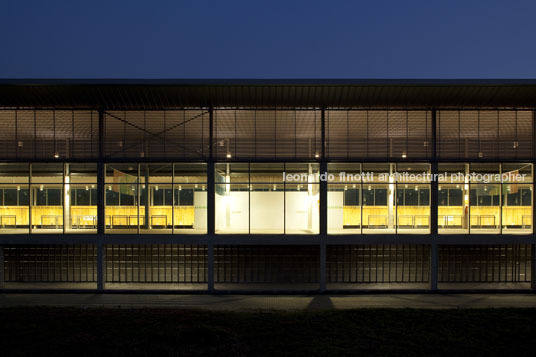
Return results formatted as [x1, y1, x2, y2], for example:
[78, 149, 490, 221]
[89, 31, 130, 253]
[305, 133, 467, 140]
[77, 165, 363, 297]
[214, 110, 321, 160]
[437, 110, 533, 160]
[104, 110, 210, 159]
[326, 110, 432, 159]
[0, 110, 98, 160]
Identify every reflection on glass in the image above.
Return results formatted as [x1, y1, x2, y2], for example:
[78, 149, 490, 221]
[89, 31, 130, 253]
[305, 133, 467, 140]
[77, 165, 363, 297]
[502, 183, 532, 233]
[396, 184, 430, 233]
[31, 184, 64, 232]
[105, 183, 138, 233]
[0, 163, 29, 234]
[438, 183, 469, 233]
[362, 184, 393, 233]
[328, 184, 361, 234]
[66, 163, 97, 233]
[31, 163, 64, 233]
[470, 184, 500, 233]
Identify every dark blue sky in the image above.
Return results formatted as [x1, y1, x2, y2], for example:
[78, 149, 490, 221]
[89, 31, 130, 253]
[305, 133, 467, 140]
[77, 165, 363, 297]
[2, 0, 536, 78]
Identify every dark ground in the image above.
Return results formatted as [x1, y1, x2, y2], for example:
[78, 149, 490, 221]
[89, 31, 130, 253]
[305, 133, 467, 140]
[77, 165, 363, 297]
[1, 307, 535, 356]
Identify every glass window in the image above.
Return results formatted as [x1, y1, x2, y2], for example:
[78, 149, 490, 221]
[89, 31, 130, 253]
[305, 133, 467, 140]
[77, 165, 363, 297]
[30, 164, 64, 233]
[105, 164, 138, 234]
[396, 184, 430, 233]
[328, 183, 361, 234]
[470, 184, 501, 233]
[362, 183, 393, 233]
[216, 163, 319, 234]
[0, 164, 30, 233]
[438, 164, 470, 234]
[174, 164, 207, 234]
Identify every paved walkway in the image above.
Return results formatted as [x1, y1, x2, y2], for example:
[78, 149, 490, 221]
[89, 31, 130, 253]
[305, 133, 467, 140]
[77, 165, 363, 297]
[1, 293, 536, 310]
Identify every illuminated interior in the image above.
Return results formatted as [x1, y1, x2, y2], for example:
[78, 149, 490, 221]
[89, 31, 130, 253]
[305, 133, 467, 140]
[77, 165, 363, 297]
[105, 163, 207, 234]
[0, 162, 531, 235]
[328, 163, 431, 234]
[438, 163, 532, 234]
[215, 163, 320, 234]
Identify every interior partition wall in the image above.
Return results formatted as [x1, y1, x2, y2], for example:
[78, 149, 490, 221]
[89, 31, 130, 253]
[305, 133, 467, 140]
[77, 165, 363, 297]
[0, 107, 535, 292]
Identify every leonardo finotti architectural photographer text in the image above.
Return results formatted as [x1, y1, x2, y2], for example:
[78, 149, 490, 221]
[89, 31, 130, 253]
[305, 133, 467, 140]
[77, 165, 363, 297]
[283, 172, 527, 183]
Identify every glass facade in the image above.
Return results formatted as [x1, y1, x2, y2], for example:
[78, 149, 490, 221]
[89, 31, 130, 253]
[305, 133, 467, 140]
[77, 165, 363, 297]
[215, 163, 320, 234]
[0, 161, 531, 235]
[105, 163, 207, 234]
[328, 163, 431, 234]
[438, 163, 533, 234]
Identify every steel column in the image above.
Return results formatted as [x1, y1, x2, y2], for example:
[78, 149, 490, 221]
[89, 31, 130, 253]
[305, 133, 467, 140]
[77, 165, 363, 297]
[207, 108, 215, 292]
[97, 109, 106, 291]
[532, 110, 536, 289]
[319, 108, 327, 291]
[431, 110, 438, 235]
[97, 109, 105, 235]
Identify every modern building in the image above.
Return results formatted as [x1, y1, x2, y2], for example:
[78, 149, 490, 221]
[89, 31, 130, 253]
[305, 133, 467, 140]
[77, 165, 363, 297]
[0, 79, 535, 292]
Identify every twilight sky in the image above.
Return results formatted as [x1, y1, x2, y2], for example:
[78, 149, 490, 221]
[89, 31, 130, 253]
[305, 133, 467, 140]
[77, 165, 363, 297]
[1, 0, 536, 78]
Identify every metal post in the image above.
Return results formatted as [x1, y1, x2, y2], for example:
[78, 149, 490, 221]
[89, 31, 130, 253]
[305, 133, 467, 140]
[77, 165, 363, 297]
[429, 243, 438, 290]
[319, 108, 327, 292]
[97, 242, 105, 291]
[97, 109, 105, 235]
[97, 109, 106, 291]
[207, 108, 215, 293]
[530, 110, 536, 290]
[431, 110, 438, 235]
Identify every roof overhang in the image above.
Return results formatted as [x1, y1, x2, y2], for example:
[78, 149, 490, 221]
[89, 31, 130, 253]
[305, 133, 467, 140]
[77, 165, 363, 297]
[1, 79, 535, 109]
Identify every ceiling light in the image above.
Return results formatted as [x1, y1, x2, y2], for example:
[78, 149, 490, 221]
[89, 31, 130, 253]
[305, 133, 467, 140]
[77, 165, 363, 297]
[226, 153, 232, 159]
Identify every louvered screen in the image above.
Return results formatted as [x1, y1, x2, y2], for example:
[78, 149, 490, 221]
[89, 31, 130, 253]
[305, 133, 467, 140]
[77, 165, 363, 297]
[0, 110, 98, 160]
[105, 244, 207, 283]
[214, 109, 321, 160]
[327, 245, 430, 284]
[3, 245, 97, 282]
[438, 110, 534, 160]
[326, 110, 431, 160]
[438, 245, 531, 283]
[214, 245, 320, 284]
[104, 110, 209, 159]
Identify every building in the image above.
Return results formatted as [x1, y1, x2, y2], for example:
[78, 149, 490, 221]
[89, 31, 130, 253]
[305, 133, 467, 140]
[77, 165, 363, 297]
[0, 79, 534, 292]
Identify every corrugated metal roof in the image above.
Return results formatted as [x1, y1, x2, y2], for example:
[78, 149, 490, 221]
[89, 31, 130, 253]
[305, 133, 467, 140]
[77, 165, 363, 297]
[0, 79, 536, 108]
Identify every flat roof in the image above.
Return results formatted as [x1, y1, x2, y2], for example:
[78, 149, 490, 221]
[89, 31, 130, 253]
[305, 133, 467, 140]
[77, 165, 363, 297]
[1, 79, 536, 108]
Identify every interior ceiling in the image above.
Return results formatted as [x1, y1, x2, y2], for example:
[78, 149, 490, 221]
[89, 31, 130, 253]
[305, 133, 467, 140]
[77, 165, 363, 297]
[1, 80, 536, 109]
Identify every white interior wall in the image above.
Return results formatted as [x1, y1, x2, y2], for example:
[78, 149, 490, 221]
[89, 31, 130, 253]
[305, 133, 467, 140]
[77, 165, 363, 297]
[250, 191, 284, 231]
[328, 191, 344, 231]
[193, 192, 207, 230]
[216, 191, 322, 233]
[285, 192, 319, 232]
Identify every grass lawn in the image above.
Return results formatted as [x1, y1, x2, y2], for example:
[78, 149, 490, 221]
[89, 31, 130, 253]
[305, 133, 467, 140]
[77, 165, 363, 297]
[1, 307, 536, 356]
